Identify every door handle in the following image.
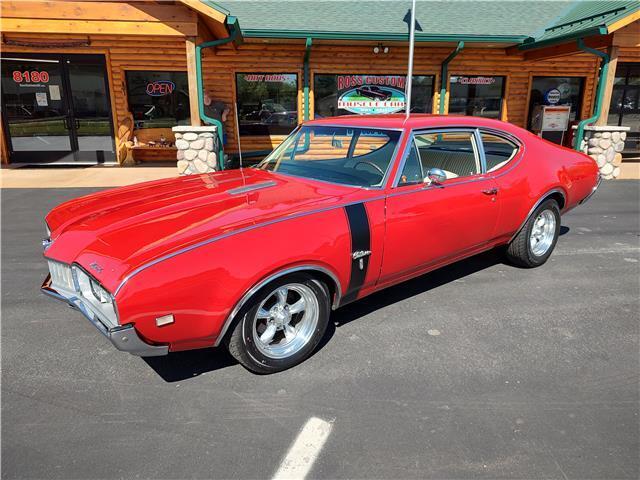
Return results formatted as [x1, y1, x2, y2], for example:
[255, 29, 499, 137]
[63, 117, 71, 130]
[482, 187, 499, 195]
[75, 119, 80, 130]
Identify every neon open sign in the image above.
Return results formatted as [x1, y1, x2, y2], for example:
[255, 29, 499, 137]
[12, 70, 50, 83]
[146, 80, 175, 96]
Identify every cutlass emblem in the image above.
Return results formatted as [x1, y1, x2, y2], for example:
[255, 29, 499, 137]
[90, 262, 103, 273]
[352, 250, 371, 270]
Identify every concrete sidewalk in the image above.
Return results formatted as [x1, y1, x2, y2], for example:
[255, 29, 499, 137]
[0, 165, 177, 188]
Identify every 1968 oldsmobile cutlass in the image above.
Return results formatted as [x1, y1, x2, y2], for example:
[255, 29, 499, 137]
[42, 115, 600, 373]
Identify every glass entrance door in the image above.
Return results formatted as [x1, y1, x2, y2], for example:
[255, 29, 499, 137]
[1, 54, 115, 164]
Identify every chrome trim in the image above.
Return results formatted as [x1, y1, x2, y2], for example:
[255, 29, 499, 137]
[213, 265, 343, 347]
[508, 188, 566, 243]
[474, 128, 488, 173]
[303, 123, 406, 132]
[114, 195, 387, 296]
[41, 274, 167, 356]
[476, 127, 524, 179]
[256, 126, 405, 191]
[387, 174, 491, 200]
[392, 127, 482, 188]
[391, 133, 420, 187]
[227, 181, 277, 195]
[579, 175, 602, 205]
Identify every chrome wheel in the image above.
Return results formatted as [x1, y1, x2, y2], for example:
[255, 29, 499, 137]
[252, 283, 319, 360]
[529, 210, 556, 256]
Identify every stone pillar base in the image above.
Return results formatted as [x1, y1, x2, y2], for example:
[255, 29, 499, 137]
[574, 125, 630, 179]
[172, 126, 219, 175]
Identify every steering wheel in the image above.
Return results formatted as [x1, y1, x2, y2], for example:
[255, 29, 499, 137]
[354, 161, 385, 176]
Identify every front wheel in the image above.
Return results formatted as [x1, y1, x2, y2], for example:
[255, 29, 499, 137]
[226, 273, 330, 374]
[506, 199, 561, 268]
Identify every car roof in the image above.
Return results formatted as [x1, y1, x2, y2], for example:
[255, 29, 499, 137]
[305, 114, 520, 132]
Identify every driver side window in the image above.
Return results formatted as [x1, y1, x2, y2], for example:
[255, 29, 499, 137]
[409, 131, 480, 181]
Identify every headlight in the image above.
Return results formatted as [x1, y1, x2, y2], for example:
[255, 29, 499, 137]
[90, 278, 111, 304]
[72, 265, 118, 328]
[45, 222, 51, 238]
[74, 267, 111, 304]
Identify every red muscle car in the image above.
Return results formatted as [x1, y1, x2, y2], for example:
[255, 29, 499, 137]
[41, 115, 600, 373]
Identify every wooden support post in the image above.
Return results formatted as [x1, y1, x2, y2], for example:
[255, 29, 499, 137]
[186, 36, 202, 126]
[596, 46, 619, 126]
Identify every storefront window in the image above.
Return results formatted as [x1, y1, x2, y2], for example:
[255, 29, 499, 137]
[125, 71, 190, 129]
[236, 73, 298, 136]
[314, 74, 434, 117]
[527, 76, 584, 129]
[608, 63, 639, 156]
[448, 75, 505, 119]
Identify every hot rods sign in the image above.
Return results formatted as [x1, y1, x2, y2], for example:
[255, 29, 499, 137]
[337, 75, 406, 115]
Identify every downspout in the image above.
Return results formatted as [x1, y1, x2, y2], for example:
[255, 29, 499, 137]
[439, 41, 464, 114]
[196, 16, 242, 170]
[303, 37, 312, 121]
[573, 38, 610, 150]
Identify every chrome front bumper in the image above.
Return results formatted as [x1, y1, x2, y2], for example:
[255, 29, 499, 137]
[41, 275, 168, 357]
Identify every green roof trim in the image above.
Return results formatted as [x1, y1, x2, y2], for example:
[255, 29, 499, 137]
[519, 26, 608, 50]
[200, 0, 231, 17]
[242, 29, 529, 43]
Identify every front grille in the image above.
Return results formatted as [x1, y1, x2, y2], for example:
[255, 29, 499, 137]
[48, 260, 74, 291]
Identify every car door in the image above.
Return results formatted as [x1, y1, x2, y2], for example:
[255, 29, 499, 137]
[379, 129, 500, 286]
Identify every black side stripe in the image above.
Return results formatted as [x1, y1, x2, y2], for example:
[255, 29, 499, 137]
[342, 203, 371, 305]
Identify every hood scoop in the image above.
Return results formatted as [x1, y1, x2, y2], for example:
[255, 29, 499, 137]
[227, 180, 278, 195]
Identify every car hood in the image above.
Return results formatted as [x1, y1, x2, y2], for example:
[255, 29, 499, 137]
[44, 169, 359, 293]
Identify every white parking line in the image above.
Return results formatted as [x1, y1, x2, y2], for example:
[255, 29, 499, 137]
[272, 417, 333, 480]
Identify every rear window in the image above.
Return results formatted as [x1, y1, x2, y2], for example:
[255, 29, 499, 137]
[480, 132, 519, 172]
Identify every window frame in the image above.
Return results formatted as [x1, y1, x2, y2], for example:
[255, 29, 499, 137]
[476, 129, 521, 174]
[393, 127, 484, 187]
[526, 75, 585, 129]
[235, 72, 299, 136]
[254, 124, 406, 190]
[448, 75, 507, 119]
[390, 125, 525, 189]
[124, 69, 190, 129]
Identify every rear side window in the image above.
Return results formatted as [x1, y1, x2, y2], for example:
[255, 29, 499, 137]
[413, 131, 480, 179]
[480, 132, 519, 172]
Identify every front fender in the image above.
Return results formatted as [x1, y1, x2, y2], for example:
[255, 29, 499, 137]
[114, 207, 351, 352]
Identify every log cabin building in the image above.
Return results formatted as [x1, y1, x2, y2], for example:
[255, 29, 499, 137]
[1, 0, 639, 170]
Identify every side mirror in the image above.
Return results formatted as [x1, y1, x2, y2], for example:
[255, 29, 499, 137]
[425, 168, 447, 185]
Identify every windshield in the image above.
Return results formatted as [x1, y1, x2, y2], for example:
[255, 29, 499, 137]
[256, 125, 401, 187]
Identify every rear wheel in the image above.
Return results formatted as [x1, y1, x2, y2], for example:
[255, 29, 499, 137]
[226, 273, 330, 374]
[506, 199, 560, 268]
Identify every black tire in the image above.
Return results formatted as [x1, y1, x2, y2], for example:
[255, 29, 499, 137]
[506, 199, 561, 268]
[225, 273, 330, 374]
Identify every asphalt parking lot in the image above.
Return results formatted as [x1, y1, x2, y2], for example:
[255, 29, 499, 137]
[2, 181, 639, 479]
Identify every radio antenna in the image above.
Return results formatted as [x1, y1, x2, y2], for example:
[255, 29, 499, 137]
[405, 0, 417, 120]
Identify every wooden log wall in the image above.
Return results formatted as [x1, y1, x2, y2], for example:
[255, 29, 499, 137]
[202, 39, 600, 155]
[1, 33, 188, 163]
